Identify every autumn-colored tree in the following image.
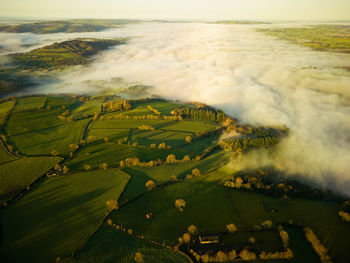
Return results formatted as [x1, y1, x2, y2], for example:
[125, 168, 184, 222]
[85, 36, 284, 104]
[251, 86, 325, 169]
[107, 219, 113, 225]
[192, 168, 201, 177]
[216, 250, 228, 262]
[201, 253, 210, 263]
[106, 199, 118, 212]
[84, 164, 91, 171]
[120, 160, 125, 168]
[339, 210, 350, 223]
[304, 227, 332, 263]
[54, 164, 62, 171]
[183, 155, 190, 162]
[187, 225, 198, 235]
[235, 177, 243, 188]
[185, 136, 192, 144]
[261, 220, 273, 229]
[239, 249, 257, 260]
[145, 180, 156, 191]
[226, 223, 237, 233]
[183, 233, 191, 251]
[158, 142, 166, 149]
[63, 165, 69, 174]
[100, 163, 108, 170]
[166, 154, 176, 163]
[128, 229, 133, 235]
[228, 250, 237, 260]
[175, 199, 186, 212]
[248, 237, 255, 244]
[51, 149, 59, 156]
[134, 252, 144, 263]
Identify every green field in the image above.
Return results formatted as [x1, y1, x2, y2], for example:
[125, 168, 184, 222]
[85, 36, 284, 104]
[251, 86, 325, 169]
[0, 21, 108, 34]
[8, 119, 90, 156]
[88, 128, 130, 141]
[13, 39, 126, 70]
[0, 169, 130, 263]
[258, 25, 350, 53]
[0, 19, 137, 34]
[92, 119, 174, 129]
[107, 164, 350, 262]
[0, 156, 61, 201]
[0, 138, 17, 164]
[159, 120, 219, 133]
[70, 99, 104, 120]
[6, 108, 65, 136]
[119, 151, 229, 204]
[0, 95, 348, 263]
[13, 96, 46, 112]
[46, 95, 77, 109]
[0, 100, 15, 125]
[69, 223, 190, 263]
[66, 142, 190, 171]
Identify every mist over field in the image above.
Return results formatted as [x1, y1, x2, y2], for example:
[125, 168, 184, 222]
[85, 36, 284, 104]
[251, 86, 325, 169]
[1, 21, 350, 195]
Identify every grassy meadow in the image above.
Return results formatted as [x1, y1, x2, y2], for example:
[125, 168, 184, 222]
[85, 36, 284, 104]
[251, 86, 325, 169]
[0, 94, 349, 263]
[0, 169, 130, 262]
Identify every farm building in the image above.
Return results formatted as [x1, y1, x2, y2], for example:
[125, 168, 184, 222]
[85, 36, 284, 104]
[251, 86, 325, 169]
[199, 234, 219, 245]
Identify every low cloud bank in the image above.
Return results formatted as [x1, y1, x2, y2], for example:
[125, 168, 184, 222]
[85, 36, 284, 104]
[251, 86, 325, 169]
[2, 22, 350, 195]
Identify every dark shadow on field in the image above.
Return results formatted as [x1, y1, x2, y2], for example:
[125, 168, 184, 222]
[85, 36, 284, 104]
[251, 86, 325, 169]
[0, 178, 114, 263]
[119, 168, 152, 204]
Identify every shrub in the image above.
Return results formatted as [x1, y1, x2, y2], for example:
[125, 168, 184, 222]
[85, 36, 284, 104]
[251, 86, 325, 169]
[134, 252, 144, 263]
[185, 136, 192, 144]
[175, 199, 186, 212]
[145, 180, 156, 191]
[188, 225, 198, 235]
[84, 164, 91, 171]
[226, 223, 237, 233]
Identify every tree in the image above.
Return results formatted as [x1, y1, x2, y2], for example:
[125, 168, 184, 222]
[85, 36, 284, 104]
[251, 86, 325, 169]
[175, 199, 186, 212]
[261, 220, 273, 229]
[185, 136, 192, 144]
[69, 144, 78, 152]
[54, 164, 62, 171]
[192, 168, 201, 177]
[183, 233, 191, 251]
[84, 164, 91, 171]
[134, 252, 144, 263]
[226, 223, 237, 233]
[158, 142, 166, 149]
[145, 180, 156, 191]
[248, 237, 255, 244]
[166, 154, 176, 163]
[188, 225, 198, 235]
[183, 155, 190, 162]
[120, 160, 125, 168]
[235, 177, 243, 188]
[63, 165, 69, 174]
[239, 249, 257, 260]
[216, 251, 228, 262]
[106, 199, 118, 212]
[100, 163, 108, 170]
[51, 149, 59, 156]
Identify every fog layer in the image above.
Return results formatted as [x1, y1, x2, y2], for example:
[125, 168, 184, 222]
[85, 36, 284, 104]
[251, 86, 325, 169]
[2, 22, 350, 195]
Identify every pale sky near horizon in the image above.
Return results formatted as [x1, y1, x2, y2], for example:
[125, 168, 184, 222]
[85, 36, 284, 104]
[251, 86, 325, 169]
[0, 0, 349, 21]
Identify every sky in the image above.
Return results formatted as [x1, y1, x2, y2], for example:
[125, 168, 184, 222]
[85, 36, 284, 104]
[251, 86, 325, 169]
[0, 0, 349, 21]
